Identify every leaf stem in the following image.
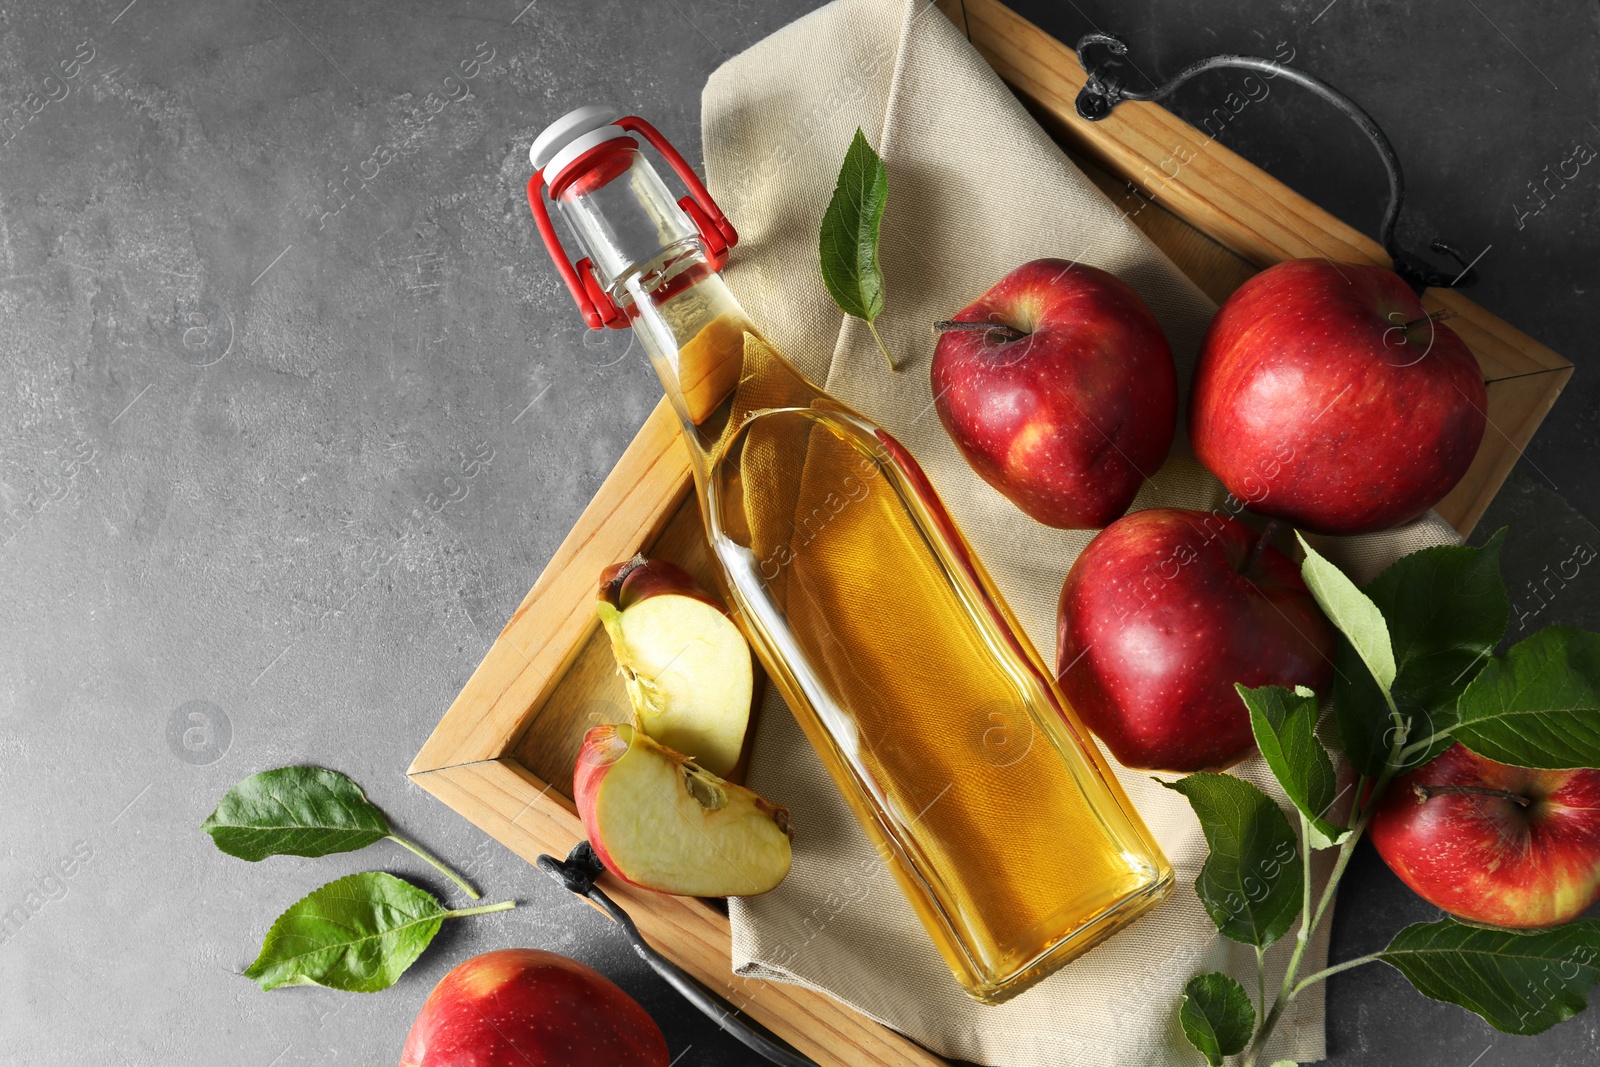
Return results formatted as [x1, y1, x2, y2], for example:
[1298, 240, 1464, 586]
[1311, 803, 1368, 934]
[1255, 944, 1267, 1025]
[1397, 730, 1448, 764]
[1241, 995, 1288, 1067]
[865, 319, 896, 372]
[1291, 952, 1383, 996]
[1241, 801, 1378, 1067]
[1298, 813, 1313, 951]
[389, 832, 482, 900]
[444, 899, 517, 919]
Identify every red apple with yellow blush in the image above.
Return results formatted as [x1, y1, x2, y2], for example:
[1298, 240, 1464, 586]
[932, 258, 1177, 529]
[1370, 743, 1600, 928]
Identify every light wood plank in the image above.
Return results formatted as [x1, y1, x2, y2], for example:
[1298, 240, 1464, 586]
[960, 0, 1387, 269]
[933, 0, 968, 36]
[1074, 143, 1258, 305]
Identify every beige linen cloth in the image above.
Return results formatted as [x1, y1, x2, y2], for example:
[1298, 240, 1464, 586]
[702, 2, 1459, 1063]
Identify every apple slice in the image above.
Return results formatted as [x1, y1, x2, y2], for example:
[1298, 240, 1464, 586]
[574, 724, 792, 897]
[597, 555, 753, 778]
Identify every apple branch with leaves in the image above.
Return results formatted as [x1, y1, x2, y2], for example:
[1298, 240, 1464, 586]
[1169, 530, 1600, 1066]
[202, 766, 517, 993]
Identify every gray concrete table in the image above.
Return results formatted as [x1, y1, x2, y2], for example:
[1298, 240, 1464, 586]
[1, 2, 1594, 1065]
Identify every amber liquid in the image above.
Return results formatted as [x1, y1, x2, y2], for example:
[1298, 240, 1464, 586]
[623, 258, 1171, 1003]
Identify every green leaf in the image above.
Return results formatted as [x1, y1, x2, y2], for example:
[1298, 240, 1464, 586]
[1378, 918, 1600, 1036]
[243, 872, 515, 993]
[203, 766, 480, 897]
[1368, 530, 1508, 711]
[1330, 636, 1394, 778]
[818, 128, 888, 324]
[1179, 972, 1255, 1066]
[1163, 773, 1303, 947]
[1335, 532, 1509, 772]
[203, 766, 390, 861]
[1239, 684, 1348, 849]
[1298, 533, 1396, 692]
[1453, 627, 1600, 768]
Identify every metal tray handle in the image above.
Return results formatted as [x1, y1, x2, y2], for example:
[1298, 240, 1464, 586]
[1073, 32, 1478, 293]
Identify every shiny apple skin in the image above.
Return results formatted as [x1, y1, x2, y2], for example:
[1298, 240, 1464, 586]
[1056, 508, 1334, 772]
[1189, 259, 1486, 535]
[599, 555, 722, 612]
[398, 948, 669, 1067]
[1370, 743, 1600, 928]
[932, 258, 1177, 529]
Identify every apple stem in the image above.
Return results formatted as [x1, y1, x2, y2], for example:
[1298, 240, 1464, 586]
[1413, 782, 1531, 807]
[1400, 309, 1457, 336]
[865, 319, 898, 372]
[931, 320, 1029, 344]
[1242, 520, 1283, 577]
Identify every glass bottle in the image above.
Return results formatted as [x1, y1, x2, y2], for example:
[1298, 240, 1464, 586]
[527, 107, 1172, 1004]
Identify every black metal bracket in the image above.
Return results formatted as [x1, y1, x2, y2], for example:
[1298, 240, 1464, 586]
[1072, 32, 1478, 294]
[538, 842, 819, 1067]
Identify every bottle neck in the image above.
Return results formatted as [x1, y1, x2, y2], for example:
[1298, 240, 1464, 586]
[557, 145, 820, 469]
[553, 143, 699, 296]
[620, 248, 759, 466]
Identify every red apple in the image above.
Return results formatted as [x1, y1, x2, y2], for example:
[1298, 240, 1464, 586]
[399, 948, 668, 1066]
[932, 258, 1177, 529]
[1190, 258, 1487, 535]
[574, 723, 792, 897]
[597, 555, 754, 778]
[1370, 743, 1600, 928]
[1056, 508, 1334, 772]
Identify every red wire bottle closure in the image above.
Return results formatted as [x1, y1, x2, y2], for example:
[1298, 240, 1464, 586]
[528, 113, 739, 330]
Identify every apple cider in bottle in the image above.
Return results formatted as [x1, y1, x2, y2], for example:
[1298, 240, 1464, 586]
[527, 107, 1172, 1003]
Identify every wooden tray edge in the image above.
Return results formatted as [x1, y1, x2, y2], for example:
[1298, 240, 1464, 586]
[406, 759, 945, 1067]
[410, 398, 691, 775]
[953, 0, 1573, 384]
[408, 4, 1581, 1063]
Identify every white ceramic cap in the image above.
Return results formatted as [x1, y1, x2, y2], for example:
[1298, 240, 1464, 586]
[531, 105, 637, 186]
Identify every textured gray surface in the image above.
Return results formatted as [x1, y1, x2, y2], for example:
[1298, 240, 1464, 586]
[0, 2, 1594, 1066]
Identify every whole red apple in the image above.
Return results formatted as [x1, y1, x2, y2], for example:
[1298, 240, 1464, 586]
[1056, 508, 1334, 772]
[1370, 743, 1600, 928]
[1190, 258, 1486, 535]
[399, 948, 668, 1067]
[932, 258, 1177, 529]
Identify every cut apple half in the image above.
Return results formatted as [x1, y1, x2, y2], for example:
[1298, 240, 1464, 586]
[597, 556, 753, 778]
[573, 724, 792, 897]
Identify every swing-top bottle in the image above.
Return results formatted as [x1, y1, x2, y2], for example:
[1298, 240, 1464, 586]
[526, 106, 1172, 1003]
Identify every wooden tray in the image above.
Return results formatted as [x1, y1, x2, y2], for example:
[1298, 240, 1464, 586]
[409, 3, 1572, 1063]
